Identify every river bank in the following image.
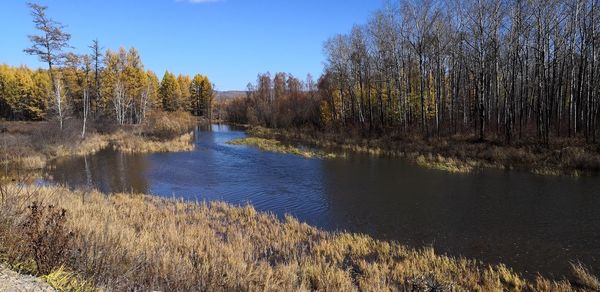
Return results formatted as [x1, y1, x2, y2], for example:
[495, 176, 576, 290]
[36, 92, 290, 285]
[244, 126, 600, 175]
[0, 112, 198, 174]
[0, 183, 597, 291]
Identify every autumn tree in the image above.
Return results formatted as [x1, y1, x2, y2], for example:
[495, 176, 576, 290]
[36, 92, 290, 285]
[190, 74, 214, 119]
[177, 74, 192, 112]
[0, 65, 21, 119]
[159, 71, 183, 112]
[138, 70, 160, 123]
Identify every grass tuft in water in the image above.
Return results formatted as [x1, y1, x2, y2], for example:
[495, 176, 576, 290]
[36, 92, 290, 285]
[415, 154, 474, 174]
[227, 137, 338, 159]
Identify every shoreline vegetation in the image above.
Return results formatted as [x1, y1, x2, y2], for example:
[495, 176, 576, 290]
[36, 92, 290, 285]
[227, 137, 339, 159]
[0, 111, 198, 174]
[222, 0, 600, 178]
[244, 126, 600, 175]
[2, 121, 598, 290]
[0, 184, 598, 291]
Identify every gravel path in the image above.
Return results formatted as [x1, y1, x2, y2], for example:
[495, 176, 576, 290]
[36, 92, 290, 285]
[0, 265, 55, 292]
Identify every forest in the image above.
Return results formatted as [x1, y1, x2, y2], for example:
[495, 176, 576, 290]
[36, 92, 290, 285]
[227, 0, 600, 145]
[0, 3, 215, 131]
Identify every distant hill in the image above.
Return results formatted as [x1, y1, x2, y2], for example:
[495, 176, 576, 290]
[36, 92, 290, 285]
[215, 91, 247, 100]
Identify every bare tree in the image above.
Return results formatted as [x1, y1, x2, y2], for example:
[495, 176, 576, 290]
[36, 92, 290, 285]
[23, 2, 71, 94]
[401, 0, 439, 135]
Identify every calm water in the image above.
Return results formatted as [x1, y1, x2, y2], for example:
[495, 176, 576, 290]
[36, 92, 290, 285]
[47, 124, 600, 279]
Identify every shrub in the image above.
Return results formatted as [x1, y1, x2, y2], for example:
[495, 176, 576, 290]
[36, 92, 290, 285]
[22, 202, 72, 274]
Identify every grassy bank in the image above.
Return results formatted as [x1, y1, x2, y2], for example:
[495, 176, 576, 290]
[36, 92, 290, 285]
[0, 112, 197, 172]
[109, 130, 194, 153]
[247, 127, 600, 175]
[227, 137, 338, 159]
[0, 184, 597, 291]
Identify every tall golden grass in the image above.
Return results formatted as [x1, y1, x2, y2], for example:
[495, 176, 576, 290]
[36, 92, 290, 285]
[143, 111, 197, 139]
[0, 184, 596, 291]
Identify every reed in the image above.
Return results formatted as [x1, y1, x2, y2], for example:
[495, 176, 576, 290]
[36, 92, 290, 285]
[0, 184, 593, 291]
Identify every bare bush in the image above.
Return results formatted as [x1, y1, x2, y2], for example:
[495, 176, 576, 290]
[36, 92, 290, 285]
[22, 202, 72, 275]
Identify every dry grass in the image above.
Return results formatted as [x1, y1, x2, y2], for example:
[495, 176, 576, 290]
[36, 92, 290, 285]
[248, 126, 600, 176]
[10, 155, 47, 170]
[415, 154, 474, 174]
[228, 137, 338, 159]
[143, 111, 197, 139]
[0, 130, 109, 171]
[571, 262, 600, 290]
[42, 266, 95, 292]
[0, 184, 592, 291]
[0, 116, 195, 171]
[110, 130, 194, 153]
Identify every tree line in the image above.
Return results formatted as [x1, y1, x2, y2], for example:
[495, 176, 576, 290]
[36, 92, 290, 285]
[228, 0, 599, 144]
[0, 3, 214, 131]
[226, 72, 321, 128]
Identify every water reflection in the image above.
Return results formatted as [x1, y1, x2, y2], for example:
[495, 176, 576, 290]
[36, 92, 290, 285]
[50, 150, 150, 194]
[321, 157, 600, 277]
[47, 124, 600, 279]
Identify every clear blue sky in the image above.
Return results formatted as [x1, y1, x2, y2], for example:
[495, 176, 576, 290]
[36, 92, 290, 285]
[0, 0, 382, 90]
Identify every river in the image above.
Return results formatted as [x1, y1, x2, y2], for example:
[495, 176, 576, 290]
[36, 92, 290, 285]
[46, 124, 600, 279]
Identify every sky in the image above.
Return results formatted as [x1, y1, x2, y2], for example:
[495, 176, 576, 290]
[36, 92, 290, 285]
[0, 0, 382, 90]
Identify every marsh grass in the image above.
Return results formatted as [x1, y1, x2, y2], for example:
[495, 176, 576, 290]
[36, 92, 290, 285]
[110, 130, 194, 153]
[228, 137, 338, 159]
[415, 154, 475, 174]
[0, 113, 196, 171]
[0, 184, 593, 291]
[0, 125, 104, 171]
[248, 126, 600, 176]
[571, 262, 600, 290]
[0, 130, 193, 171]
